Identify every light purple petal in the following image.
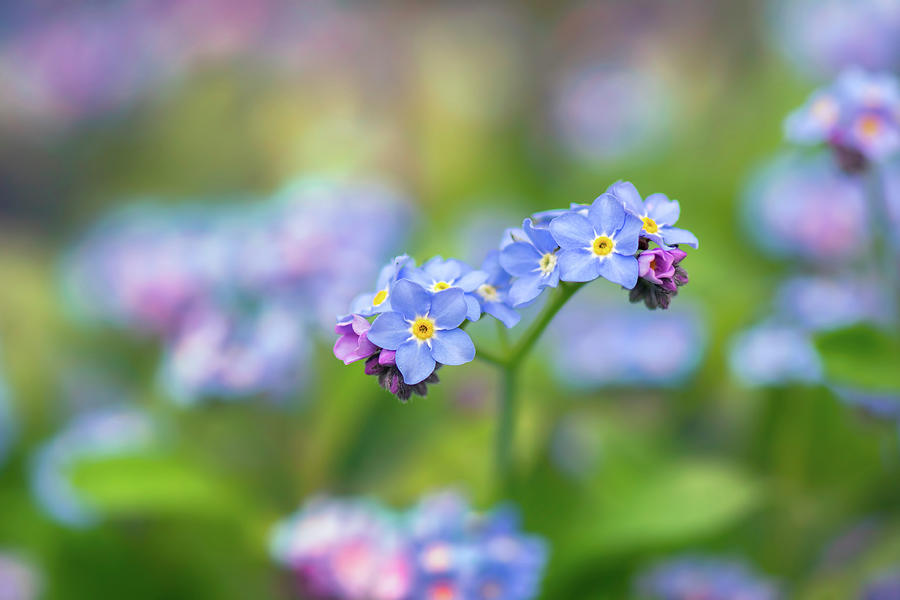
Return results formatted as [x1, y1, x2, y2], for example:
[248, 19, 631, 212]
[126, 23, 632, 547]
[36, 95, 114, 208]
[484, 301, 521, 328]
[606, 180, 645, 214]
[499, 242, 542, 277]
[523, 218, 557, 253]
[367, 312, 411, 350]
[587, 194, 626, 235]
[660, 226, 699, 249]
[614, 213, 643, 255]
[430, 287, 468, 329]
[431, 329, 476, 366]
[389, 280, 432, 319]
[427, 258, 462, 282]
[597, 253, 639, 288]
[395, 340, 436, 385]
[549, 212, 594, 249]
[455, 270, 488, 291]
[508, 272, 547, 307]
[645, 193, 680, 225]
[558, 248, 601, 282]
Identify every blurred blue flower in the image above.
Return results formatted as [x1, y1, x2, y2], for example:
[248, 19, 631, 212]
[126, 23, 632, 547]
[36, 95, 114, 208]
[606, 181, 699, 249]
[549, 290, 706, 388]
[551, 63, 672, 161]
[368, 281, 475, 385]
[474, 251, 521, 328]
[775, 274, 886, 332]
[831, 388, 900, 423]
[636, 555, 781, 600]
[402, 257, 488, 322]
[30, 407, 159, 527]
[863, 571, 900, 600]
[271, 490, 548, 600]
[742, 153, 869, 265]
[768, 0, 900, 79]
[729, 322, 823, 387]
[0, 552, 40, 600]
[786, 69, 900, 165]
[499, 218, 561, 307]
[160, 301, 309, 405]
[549, 194, 643, 288]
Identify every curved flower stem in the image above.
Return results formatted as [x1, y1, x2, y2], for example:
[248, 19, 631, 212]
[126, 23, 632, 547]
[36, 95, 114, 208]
[479, 281, 586, 489]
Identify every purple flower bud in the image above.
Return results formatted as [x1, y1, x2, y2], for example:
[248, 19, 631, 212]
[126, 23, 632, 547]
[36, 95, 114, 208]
[333, 314, 378, 365]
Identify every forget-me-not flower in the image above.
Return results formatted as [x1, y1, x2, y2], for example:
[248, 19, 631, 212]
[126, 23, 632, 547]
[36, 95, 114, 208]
[606, 181, 699, 249]
[403, 257, 488, 321]
[342, 254, 413, 320]
[500, 218, 562, 307]
[474, 251, 521, 328]
[549, 194, 643, 288]
[367, 280, 476, 385]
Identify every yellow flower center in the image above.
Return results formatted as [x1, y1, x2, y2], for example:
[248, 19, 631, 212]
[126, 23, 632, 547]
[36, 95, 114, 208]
[858, 114, 881, 138]
[410, 317, 435, 341]
[432, 281, 451, 292]
[642, 217, 659, 234]
[477, 284, 498, 302]
[591, 235, 614, 257]
[539, 252, 557, 275]
[372, 289, 388, 306]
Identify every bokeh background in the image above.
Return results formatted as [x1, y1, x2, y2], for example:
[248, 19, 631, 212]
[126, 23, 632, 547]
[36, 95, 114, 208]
[1, 0, 900, 598]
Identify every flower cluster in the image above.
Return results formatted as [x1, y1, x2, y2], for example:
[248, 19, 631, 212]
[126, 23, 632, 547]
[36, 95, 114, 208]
[64, 177, 410, 404]
[785, 69, 900, 170]
[635, 555, 781, 600]
[335, 181, 697, 401]
[270, 490, 548, 600]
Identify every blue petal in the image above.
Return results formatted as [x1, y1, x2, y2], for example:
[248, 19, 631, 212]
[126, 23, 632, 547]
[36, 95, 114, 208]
[431, 328, 476, 366]
[549, 212, 594, 249]
[597, 253, 639, 288]
[367, 312, 411, 350]
[499, 242, 541, 277]
[389, 280, 432, 319]
[606, 181, 644, 215]
[349, 292, 377, 317]
[464, 294, 482, 321]
[508, 272, 546, 307]
[395, 340, 436, 385]
[403, 268, 434, 289]
[558, 248, 601, 282]
[455, 269, 488, 291]
[587, 194, 626, 235]
[644, 193, 680, 225]
[484, 301, 521, 328]
[660, 226, 699, 248]
[430, 287, 468, 329]
[614, 213, 643, 255]
[427, 258, 463, 282]
[523, 218, 557, 253]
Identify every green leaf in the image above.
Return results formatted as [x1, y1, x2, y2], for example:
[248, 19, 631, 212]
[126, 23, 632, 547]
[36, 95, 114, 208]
[69, 453, 244, 518]
[815, 326, 900, 392]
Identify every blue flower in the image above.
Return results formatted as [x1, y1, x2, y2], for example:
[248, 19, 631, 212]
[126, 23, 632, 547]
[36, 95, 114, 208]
[403, 257, 488, 321]
[474, 251, 521, 328]
[367, 280, 476, 385]
[548, 194, 643, 288]
[606, 181, 699, 248]
[341, 254, 413, 320]
[636, 555, 780, 600]
[499, 218, 562, 307]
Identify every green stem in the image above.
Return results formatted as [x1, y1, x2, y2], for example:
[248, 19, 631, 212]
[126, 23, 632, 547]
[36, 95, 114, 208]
[490, 281, 586, 487]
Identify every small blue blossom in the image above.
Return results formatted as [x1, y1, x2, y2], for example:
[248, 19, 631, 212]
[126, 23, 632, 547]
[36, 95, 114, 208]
[368, 280, 476, 385]
[474, 251, 521, 328]
[403, 257, 488, 322]
[606, 181, 699, 248]
[636, 555, 781, 600]
[342, 254, 414, 320]
[549, 194, 643, 288]
[499, 218, 561, 307]
[728, 321, 823, 387]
